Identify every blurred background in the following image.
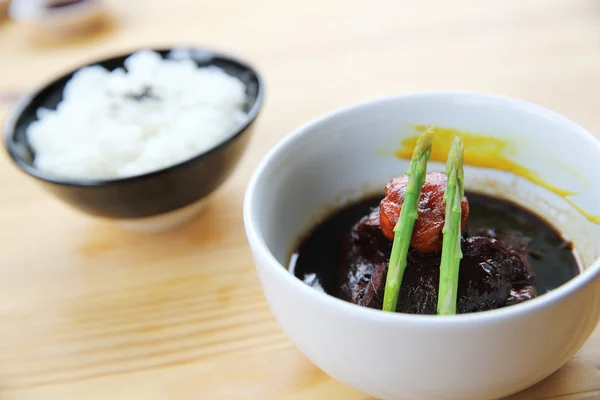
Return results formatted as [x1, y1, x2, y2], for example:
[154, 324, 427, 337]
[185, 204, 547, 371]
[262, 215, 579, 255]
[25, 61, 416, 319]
[3, 0, 600, 160]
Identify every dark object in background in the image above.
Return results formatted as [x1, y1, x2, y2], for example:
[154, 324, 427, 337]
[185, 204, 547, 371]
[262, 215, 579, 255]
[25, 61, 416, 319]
[8, 0, 109, 38]
[46, 0, 85, 8]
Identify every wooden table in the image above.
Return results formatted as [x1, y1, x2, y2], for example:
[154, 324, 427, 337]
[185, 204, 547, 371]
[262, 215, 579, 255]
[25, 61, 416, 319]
[1, 1, 599, 398]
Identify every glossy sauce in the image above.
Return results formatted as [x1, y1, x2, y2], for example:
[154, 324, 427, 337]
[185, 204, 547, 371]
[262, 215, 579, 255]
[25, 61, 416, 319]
[290, 192, 580, 300]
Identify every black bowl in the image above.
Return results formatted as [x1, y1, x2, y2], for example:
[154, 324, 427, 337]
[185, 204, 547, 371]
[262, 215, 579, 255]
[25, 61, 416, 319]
[3, 47, 264, 224]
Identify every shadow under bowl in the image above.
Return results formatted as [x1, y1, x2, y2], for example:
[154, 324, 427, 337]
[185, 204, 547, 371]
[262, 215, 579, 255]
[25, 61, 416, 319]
[3, 47, 264, 229]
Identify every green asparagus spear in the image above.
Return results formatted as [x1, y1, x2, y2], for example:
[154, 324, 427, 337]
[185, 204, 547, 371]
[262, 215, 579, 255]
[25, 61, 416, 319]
[382, 125, 434, 312]
[436, 136, 465, 315]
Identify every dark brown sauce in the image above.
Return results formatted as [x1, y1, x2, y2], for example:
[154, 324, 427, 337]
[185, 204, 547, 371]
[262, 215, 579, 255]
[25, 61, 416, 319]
[290, 192, 580, 309]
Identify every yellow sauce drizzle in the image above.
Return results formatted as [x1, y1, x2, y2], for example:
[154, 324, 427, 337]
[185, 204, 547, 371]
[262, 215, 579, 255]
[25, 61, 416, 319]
[395, 125, 600, 224]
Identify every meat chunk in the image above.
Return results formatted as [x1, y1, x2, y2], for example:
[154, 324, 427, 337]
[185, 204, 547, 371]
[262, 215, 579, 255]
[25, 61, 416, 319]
[466, 227, 536, 305]
[338, 212, 536, 314]
[380, 172, 469, 253]
[467, 227, 532, 259]
[337, 207, 391, 306]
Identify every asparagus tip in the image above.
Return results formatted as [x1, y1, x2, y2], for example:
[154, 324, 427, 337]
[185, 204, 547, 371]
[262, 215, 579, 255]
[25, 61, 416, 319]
[419, 123, 435, 146]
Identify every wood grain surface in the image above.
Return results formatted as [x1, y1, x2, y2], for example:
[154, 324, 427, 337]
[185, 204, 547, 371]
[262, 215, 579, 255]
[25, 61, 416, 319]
[1, 0, 599, 398]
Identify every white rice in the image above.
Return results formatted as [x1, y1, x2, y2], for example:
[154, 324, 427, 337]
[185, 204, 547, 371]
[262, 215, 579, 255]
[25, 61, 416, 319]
[26, 49, 248, 180]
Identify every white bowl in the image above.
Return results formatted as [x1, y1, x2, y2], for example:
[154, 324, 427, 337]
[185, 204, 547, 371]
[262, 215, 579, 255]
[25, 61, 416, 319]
[243, 92, 600, 400]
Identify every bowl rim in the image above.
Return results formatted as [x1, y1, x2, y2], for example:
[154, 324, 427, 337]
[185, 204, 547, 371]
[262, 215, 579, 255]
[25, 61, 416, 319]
[2, 46, 265, 187]
[244, 90, 600, 326]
